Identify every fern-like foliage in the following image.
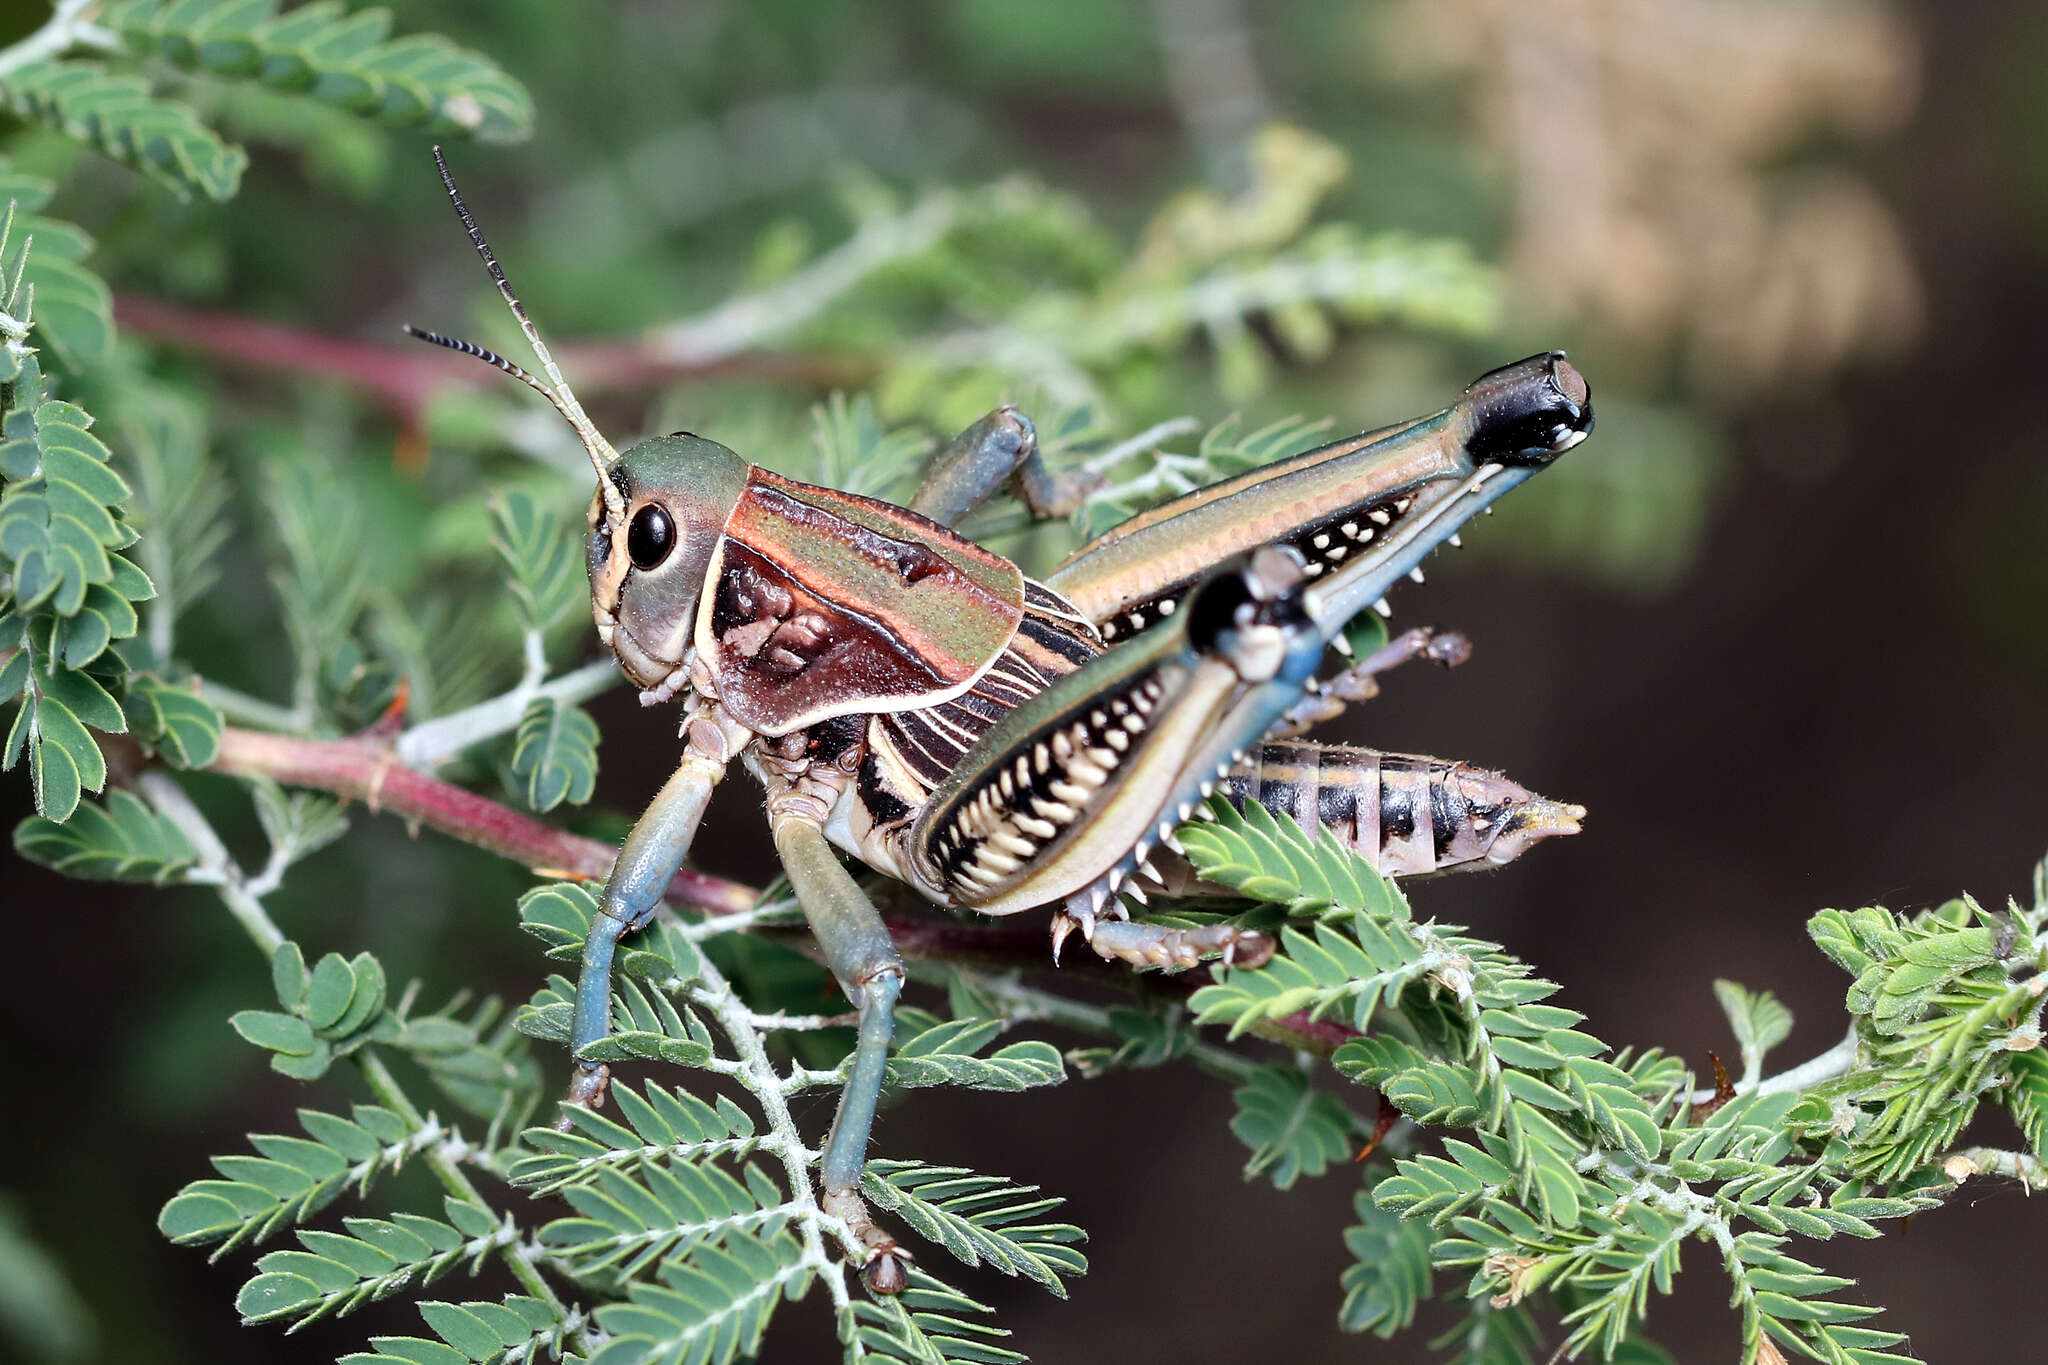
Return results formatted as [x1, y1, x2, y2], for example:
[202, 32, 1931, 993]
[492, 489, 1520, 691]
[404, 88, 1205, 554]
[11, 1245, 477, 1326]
[1174, 797, 2048, 1362]
[860, 1162, 1086, 1296]
[102, 0, 534, 143]
[1798, 895, 2047, 1182]
[14, 785, 193, 879]
[156, 877, 1089, 1359]
[509, 695, 598, 811]
[0, 161, 112, 370]
[0, 340, 160, 817]
[0, 59, 247, 199]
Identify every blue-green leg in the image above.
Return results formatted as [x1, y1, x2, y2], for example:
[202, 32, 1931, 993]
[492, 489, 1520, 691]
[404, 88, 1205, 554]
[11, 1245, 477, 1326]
[909, 405, 1096, 528]
[562, 730, 732, 1121]
[769, 808, 911, 1293]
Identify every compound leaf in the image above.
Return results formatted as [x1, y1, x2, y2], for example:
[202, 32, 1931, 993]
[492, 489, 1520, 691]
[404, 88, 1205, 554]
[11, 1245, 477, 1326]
[0, 61, 246, 199]
[13, 787, 194, 880]
[509, 695, 598, 812]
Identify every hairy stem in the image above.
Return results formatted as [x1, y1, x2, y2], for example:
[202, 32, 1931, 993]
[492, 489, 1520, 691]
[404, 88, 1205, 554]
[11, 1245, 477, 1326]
[197, 732, 1364, 1057]
[1688, 1030, 1860, 1106]
[356, 1050, 575, 1323]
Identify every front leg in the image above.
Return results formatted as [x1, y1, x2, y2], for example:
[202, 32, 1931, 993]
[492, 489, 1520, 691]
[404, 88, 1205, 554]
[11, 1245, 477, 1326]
[765, 794, 910, 1294]
[564, 708, 744, 1120]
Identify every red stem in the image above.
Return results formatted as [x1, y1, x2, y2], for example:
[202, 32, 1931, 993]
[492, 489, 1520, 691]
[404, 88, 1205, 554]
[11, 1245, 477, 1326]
[114, 295, 876, 422]
[209, 726, 756, 917]
[204, 725, 1362, 1052]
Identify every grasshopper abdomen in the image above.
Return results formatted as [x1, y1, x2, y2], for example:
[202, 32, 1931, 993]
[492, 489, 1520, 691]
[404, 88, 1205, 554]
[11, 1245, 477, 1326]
[1197, 739, 1584, 879]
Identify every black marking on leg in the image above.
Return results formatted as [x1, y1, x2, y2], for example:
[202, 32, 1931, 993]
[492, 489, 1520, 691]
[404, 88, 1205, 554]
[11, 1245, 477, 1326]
[1095, 494, 1419, 643]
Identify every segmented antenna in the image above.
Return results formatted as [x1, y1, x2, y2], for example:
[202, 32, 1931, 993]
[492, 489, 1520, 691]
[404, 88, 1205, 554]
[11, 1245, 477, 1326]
[405, 146, 625, 520]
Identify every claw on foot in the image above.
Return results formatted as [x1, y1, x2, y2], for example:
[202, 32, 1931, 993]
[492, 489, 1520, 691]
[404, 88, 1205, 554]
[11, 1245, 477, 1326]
[823, 1188, 913, 1295]
[1049, 902, 1100, 963]
[863, 1245, 912, 1296]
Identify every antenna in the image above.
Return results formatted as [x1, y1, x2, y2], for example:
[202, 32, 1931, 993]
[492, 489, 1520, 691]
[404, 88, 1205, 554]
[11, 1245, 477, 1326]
[406, 147, 625, 521]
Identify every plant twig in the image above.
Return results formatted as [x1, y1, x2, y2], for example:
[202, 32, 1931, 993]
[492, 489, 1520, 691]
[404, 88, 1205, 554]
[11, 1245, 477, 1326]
[396, 658, 619, 768]
[356, 1050, 579, 1328]
[198, 729, 1375, 1059]
[640, 190, 961, 365]
[0, 0, 115, 80]
[208, 724, 758, 917]
[113, 295, 870, 424]
[1688, 1030, 1860, 1106]
[136, 769, 286, 953]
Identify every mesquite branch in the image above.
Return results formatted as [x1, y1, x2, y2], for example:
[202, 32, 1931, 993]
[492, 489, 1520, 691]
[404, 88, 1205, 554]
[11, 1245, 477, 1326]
[197, 721, 1359, 1050]
[114, 295, 872, 425]
[208, 723, 758, 917]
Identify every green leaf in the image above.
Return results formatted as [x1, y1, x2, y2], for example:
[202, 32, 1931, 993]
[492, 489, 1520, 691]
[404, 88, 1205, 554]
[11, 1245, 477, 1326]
[236, 1271, 321, 1323]
[19, 223, 114, 371]
[510, 1079, 756, 1194]
[271, 941, 308, 1010]
[509, 695, 598, 811]
[861, 1160, 1087, 1296]
[2003, 1047, 2048, 1159]
[105, 0, 536, 143]
[490, 488, 583, 634]
[839, 1269, 1025, 1365]
[1229, 1064, 1356, 1190]
[578, 1227, 802, 1354]
[1427, 1302, 1546, 1365]
[0, 61, 247, 199]
[1175, 794, 1401, 917]
[305, 954, 358, 1031]
[0, 390, 137, 627]
[232, 1009, 316, 1056]
[250, 777, 351, 870]
[123, 672, 223, 767]
[159, 1106, 424, 1256]
[1339, 1189, 1433, 1336]
[13, 788, 195, 880]
[231, 1207, 482, 1327]
[881, 1018, 1066, 1093]
[1714, 979, 1794, 1082]
[1190, 907, 1433, 1039]
[4, 660, 122, 821]
[411, 1303, 501, 1360]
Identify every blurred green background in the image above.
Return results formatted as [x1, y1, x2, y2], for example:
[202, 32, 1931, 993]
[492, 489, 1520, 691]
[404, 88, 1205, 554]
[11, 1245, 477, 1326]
[4, 0, 2046, 1359]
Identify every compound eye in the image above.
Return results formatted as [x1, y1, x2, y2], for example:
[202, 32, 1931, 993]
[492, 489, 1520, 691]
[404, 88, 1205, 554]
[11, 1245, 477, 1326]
[627, 502, 676, 570]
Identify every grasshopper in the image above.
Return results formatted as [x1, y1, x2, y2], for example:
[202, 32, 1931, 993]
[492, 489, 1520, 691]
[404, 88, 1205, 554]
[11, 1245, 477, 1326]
[408, 151, 1592, 1292]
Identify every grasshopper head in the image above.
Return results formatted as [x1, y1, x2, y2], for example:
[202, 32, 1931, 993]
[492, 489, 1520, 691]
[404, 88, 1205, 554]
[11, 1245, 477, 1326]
[586, 434, 748, 699]
[405, 150, 750, 701]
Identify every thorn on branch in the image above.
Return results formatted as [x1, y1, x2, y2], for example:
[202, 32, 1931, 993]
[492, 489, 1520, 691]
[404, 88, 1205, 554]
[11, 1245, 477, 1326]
[1689, 1050, 1737, 1124]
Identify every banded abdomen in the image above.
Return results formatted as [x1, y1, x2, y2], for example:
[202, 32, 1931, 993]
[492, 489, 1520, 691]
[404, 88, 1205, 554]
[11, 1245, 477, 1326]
[1197, 739, 1583, 879]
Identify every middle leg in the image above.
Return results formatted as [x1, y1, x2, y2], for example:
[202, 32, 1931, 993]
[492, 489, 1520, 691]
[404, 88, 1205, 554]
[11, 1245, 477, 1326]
[908, 405, 1100, 528]
[761, 766, 911, 1293]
